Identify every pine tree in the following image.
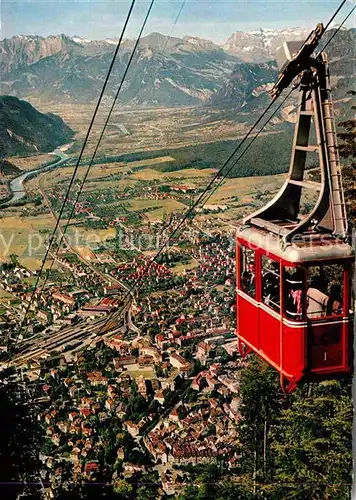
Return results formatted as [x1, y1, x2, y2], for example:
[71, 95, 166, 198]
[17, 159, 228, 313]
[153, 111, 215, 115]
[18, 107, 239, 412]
[268, 379, 352, 500]
[237, 357, 281, 485]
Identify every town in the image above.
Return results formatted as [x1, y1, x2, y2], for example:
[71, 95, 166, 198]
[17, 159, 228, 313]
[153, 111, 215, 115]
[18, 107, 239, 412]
[0, 218, 244, 497]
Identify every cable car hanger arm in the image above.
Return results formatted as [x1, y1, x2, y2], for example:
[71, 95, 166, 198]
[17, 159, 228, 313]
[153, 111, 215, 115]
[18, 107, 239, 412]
[270, 23, 325, 100]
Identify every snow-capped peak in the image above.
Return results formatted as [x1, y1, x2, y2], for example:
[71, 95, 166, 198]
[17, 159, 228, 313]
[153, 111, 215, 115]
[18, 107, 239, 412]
[223, 27, 311, 62]
[72, 36, 91, 45]
[105, 38, 119, 45]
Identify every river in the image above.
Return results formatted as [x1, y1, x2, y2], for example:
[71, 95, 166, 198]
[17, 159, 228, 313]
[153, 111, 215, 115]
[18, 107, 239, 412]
[2, 146, 70, 206]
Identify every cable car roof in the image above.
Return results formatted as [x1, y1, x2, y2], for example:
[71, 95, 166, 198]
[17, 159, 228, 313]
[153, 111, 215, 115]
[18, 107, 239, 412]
[237, 226, 354, 263]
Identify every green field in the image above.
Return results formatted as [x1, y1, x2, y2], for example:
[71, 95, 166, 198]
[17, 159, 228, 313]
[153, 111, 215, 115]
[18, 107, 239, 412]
[171, 257, 200, 274]
[127, 198, 187, 220]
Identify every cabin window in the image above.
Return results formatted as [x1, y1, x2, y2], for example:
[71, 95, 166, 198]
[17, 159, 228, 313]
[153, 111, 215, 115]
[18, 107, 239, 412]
[240, 246, 255, 298]
[284, 266, 305, 320]
[307, 264, 344, 318]
[262, 255, 280, 312]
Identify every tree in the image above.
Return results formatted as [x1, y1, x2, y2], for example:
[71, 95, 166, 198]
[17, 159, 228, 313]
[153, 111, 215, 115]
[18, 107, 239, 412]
[268, 379, 352, 500]
[177, 463, 255, 500]
[136, 485, 157, 500]
[215, 480, 255, 500]
[9, 253, 19, 268]
[113, 479, 133, 496]
[155, 362, 164, 378]
[0, 367, 43, 499]
[185, 388, 198, 403]
[177, 485, 199, 499]
[192, 358, 203, 376]
[237, 357, 282, 487]
[194, 463, 221, 500]
[131, 347, 139, 357]
[215, 346, 232, 364]
[135, 472, 160, 499]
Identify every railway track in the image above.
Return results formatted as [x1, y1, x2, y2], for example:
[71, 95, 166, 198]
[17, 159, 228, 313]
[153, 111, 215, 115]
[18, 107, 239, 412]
[12, 304, 130, 367]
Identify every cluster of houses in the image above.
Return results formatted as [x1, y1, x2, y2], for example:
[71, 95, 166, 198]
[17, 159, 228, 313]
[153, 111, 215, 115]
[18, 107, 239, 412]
[133, 234, 235, 348]
[141, 184, 195, 203]
[0, 250, 126, 339]
[4, 222, 241, 496]
[108, 255, 173, 289]
[36, 322, 244, 496]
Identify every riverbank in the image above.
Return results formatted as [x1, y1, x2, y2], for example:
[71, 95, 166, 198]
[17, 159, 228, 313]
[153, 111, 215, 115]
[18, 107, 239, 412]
[0, 145, 71, 208]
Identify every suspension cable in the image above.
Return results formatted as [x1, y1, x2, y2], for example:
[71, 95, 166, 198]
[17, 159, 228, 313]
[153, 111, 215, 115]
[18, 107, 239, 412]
[22, 0, 352, 400]
[319, 5, 355, 54]
[41, 0, 156, 286]
[92, 0, 353, 338]
[203, 3, 355, 209]
[87, 93, 296, 343]
[136, 0, 187, 103]
[26, 0, 158, 400]
[198, 90, 295, 209]
[324, 0, 348, 31]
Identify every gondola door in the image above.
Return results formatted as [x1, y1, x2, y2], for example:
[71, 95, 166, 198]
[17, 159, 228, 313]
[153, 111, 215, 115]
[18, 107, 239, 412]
[307, 261, 353, 377]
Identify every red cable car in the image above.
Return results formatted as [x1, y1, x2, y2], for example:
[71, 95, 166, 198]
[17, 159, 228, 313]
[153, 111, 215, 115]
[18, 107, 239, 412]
[236, 24, 354, 393]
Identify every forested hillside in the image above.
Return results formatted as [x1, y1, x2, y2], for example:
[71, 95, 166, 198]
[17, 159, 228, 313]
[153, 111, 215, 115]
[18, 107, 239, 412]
[81, 126, 294, 179]
[0, 96, 74, 155]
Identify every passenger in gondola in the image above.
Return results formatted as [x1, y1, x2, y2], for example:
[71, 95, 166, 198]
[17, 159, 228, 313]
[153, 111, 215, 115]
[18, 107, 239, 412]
[242, 262, 255, 296]
[307, 275, 329, 318]
[326, 283, 343, 316]
[263, 263, 279, 308]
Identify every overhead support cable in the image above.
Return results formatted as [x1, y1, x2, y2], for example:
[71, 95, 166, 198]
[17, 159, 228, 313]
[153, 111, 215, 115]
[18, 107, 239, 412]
[26, 0, 158, 400]
[60, 0, 156, 239]
[318, 5, 355, 54]
[324, 0, 348, 30]
[15, 0, 351, 403]
[31, 0, 158, 312]
[198, 90, 295, 210]
[93, 0, 354, 337]
[136, 0, 187, 103]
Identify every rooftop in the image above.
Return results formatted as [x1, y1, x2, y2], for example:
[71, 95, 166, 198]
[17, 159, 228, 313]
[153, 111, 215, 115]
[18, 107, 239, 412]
[238, 226, 354, 263]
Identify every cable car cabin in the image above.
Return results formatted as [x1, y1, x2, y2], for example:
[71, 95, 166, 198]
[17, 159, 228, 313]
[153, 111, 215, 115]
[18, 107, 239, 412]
[236, 227, 354, 392]
[235, 26, 354, 392]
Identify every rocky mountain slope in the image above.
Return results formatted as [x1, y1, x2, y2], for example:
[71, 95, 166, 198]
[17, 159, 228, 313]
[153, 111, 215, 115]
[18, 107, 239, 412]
[0, 96, 74, 155]
[223, 27, 311, 63]
[0, 159, 21, 176]
[0, 33, 240, 106]
[214, 28, 356, 111]
[210, 60, 277, 108]
[0, 34, 81, 73]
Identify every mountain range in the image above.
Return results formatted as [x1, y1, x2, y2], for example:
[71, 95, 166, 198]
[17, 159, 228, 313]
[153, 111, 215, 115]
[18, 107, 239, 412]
[0, 33, 239, 106]
[0, 28, 354, 108]
[213, 27, 356, 111]
[223, 27, 311, 62]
